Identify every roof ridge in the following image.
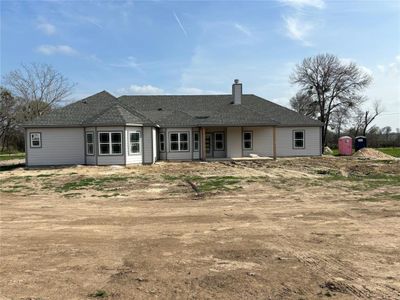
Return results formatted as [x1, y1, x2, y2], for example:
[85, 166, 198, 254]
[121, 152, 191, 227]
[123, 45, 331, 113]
[83, 100, 119, 124]
[118, 94, 241, 98]
[115, 101, 154, 124]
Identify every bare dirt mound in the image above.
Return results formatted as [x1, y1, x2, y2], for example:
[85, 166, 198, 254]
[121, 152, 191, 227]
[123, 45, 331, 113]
[353, 148, 394, 159]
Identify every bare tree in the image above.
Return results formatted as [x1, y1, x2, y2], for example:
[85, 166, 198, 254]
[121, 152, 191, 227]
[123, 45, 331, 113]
[289, 91, 318, 118]
[361, 100, 383, 136]
[290, 54, 372, 149]
[330, 106, 352, 138]
[3, 63, 75, 121]
[381, 126, 392, 142]
[0, 87, 20, 151]
[351, 108, 365, 136]
[351, 101, 383, 136]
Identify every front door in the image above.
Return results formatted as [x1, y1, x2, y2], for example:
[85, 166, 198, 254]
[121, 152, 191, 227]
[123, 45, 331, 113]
[205, 133, 213, 158]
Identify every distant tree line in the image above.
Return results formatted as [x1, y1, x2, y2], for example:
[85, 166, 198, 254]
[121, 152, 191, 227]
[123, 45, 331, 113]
[1, 63, 75, 152]
[289, 53, 397, 149]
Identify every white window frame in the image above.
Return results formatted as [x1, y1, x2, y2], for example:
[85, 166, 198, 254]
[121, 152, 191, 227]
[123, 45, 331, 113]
[159, 132, 165, 152]
[169, 132, 189, 152]
[193, 132, 199, 152]
[129, 131, 141, 155]
[214, 132, 225, 151]
[98, 132, 123, 155]
[86, 132, 94, 155]
[293, 130, 305, 149]
[30, 132, 42, 148]
[243, 131, 253, 150]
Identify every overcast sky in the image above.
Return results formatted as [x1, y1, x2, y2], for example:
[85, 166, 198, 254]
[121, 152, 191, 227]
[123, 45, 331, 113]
[1, 0, 399, 129]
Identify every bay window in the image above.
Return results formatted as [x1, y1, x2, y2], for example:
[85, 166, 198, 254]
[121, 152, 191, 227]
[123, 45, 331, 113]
[98, 132, 122, 155]
[86, 132, 94, 155]
[129, 131, 141, 154]
[170, 132, 189, 151]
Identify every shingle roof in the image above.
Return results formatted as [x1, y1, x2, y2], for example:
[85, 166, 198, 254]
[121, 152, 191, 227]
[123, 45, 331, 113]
[24, 91, 322, 128]
[119, 94, 322, 127]
[23, 91, 153, 127]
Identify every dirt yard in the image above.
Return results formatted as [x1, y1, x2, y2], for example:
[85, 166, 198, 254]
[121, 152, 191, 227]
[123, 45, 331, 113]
[1, 157, 399, 299]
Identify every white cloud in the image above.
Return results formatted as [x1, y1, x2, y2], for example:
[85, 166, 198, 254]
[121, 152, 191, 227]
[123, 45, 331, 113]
[110, 56, 141, 70]
[283, 16, 313, 45]
[36, 45, 78, 55]
[234, 23, 252, 37]
[37, 20, 56, 35]
[279, 0, 325, 9]
[377, 54, 400, 77]
[117, 84, 164, 95]
[377, 65, 385, 72]
[360, 66, 373, 76]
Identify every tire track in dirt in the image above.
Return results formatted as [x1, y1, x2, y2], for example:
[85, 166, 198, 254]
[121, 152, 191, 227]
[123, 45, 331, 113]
[271, 231, 400, 299]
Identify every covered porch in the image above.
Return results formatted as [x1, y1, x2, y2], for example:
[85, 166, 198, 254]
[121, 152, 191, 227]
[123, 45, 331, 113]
[198, 126, 277, 161]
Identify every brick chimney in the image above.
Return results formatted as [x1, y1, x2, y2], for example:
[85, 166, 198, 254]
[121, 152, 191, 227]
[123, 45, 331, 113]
[232, 79, 242, 105]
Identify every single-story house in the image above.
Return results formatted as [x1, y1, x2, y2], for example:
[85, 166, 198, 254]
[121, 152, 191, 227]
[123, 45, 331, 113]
[23, 80, 323, 166]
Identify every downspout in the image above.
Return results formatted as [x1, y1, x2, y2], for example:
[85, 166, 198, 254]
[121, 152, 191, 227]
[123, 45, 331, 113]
[25, 128, 28, 167]
[84, 127, 87, 165]
[150, 127, 154, 164]
[123, 125, 127, 165]
[272, 126, 277, 160]
[95, 127, 98, 165]
[241, 126, 244, 158]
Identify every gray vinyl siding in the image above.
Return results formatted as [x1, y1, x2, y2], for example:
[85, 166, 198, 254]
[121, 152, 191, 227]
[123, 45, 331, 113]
[165, 128, 192, 160]
[96, 126, 125, 165]
[143, 127, 153, 164]
[125, 127, 143, 165]
[276, 127, 321, 156]
[226, 127, 242, 158]
[26, 128, 85, 166]
[242, 127, 274, 157]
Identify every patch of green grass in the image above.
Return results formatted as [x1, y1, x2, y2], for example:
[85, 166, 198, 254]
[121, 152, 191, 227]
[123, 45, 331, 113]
[56, 176, 129, 193]
[0, 153, 25, 161]
[88, 290, 108, 298]
[161, 174, 181, 181]
[390, 194, 400, 200]
[163, 174, 256, 193]
[188, 176, 242, 192]
[323, 173, 400, 190]
[376, 147, 400, 158]
[359, 193, 400, 202]
[0, 188, 21, 193]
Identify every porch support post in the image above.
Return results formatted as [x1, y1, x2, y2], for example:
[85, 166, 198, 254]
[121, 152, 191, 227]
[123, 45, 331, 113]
[200, 127, 206, 161]
[272, 126, 277, 160]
